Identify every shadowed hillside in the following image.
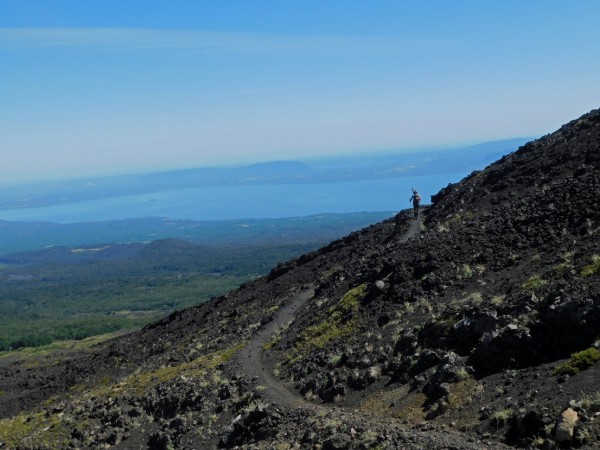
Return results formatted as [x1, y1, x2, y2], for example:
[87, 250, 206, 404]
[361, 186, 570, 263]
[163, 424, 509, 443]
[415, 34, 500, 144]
[1, 109, 599, 449]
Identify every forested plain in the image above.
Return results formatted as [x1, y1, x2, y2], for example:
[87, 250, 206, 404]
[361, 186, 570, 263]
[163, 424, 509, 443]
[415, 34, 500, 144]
[0, 213, 391, 352]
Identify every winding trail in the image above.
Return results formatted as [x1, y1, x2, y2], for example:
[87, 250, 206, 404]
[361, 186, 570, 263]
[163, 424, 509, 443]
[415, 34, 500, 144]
[231, 212, 513, 448]
[235, 288, 316, 408]
[234, 213, 422, 409]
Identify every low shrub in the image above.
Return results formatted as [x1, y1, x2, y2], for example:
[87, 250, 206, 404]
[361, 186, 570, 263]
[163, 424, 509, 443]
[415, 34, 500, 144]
[522, 274, 547, 294]
[553, 347, 600, 376]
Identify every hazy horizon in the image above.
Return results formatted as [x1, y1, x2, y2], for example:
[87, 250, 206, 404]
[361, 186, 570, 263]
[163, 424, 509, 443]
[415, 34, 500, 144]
[2, 1, 599, 185]
[0, 136, 530, 188]
[0, 137, 529, 225]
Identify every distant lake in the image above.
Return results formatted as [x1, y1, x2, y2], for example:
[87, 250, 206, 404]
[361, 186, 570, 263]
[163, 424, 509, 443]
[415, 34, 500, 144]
[0, 173, 465, 223]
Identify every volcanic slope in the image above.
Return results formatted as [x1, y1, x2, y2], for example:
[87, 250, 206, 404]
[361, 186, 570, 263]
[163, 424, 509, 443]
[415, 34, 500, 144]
[0, 108, 599, 449]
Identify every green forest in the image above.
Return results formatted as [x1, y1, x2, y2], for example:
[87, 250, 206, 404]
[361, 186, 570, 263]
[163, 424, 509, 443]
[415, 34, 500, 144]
[0, 239, 319, 352]
[0, 212, 392, 352]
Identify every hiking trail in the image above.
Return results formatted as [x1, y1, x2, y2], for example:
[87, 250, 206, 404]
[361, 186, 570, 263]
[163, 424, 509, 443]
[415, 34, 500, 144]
[234, 213, 422, 410]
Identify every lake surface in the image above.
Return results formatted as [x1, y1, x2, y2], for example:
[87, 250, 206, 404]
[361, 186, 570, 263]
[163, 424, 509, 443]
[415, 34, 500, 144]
[0, 173, 465, 223]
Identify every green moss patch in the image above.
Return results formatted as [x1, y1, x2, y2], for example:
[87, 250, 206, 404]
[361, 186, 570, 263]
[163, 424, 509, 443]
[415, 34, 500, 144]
[553, 347, 600, 376]
[80, 342, 245, 399]
[287, 284, 366, 363]
[129, 343, 245, 395]
[581, 255, 600, 277]
[0, 411, 71, 449]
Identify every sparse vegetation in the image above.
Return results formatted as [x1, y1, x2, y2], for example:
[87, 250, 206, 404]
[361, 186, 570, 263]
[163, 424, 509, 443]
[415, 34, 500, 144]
[553, 347, 600, 376]
[460, 264, 474, 279]
[454, 367, 471, 381]
[491, 408, 514, 427]
[490, 294, 506, 307]
[522, 274, 547, 294]
[286, 284, 366, 363]
[0, 411, 69, 449]
[580, 390, 600, 412]
[263, 335, 281, 351]
[0, 330, 130, 362]
[581, 254, 600, 276]
[328, 353, 343, 366]
[465, 291, 483, 306]
[554, 251, 575, 274]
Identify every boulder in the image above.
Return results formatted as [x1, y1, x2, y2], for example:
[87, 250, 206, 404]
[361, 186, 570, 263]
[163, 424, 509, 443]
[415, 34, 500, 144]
[554, 407, 578, 443]
[423, 352, 469, 403]
[323, 432, 352, 450]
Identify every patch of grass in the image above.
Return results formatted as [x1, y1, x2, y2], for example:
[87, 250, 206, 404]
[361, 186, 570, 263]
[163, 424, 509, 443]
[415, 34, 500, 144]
[554, 251, 575, 274]
[459, 264, 473, 279]
[304, 390, 318, 401]
[581, 254, 600, 277]
[530, 436, 545, 448]
[454, 368, 471, 381]
[553, 347, 600, 376]
[465, 291, 483, 305]
[439, 211, 476, 233]
[416, 297, 433, 313]
[490, 294, 506, 307]
[0, 329, 131, 362]
[474, 264, 486, 276]
[361, 429, 380, 445]
[84, 342, 246, 398]
[491, 408, 514, 426]
[286, 284, 366, 363]
[0, 411, 70, 449]
[335, 284, 365, 313]
[436, 223, 449, 233]
[580, 390, 600, 412]
[321, 264, 344, 280]
[522, 274, 547, 294]
[263, 336, 281, 351]
[328, 353, 343, 366]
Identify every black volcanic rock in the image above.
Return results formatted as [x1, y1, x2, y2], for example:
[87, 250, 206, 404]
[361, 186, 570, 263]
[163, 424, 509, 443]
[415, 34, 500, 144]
[1, 108, 600, 448]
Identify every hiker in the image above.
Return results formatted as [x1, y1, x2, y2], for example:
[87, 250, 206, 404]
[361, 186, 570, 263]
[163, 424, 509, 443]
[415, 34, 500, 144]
[409, 188, 421, 219]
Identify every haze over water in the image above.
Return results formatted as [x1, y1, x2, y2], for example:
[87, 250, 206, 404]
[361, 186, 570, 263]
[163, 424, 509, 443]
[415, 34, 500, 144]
[0, 174, 463, 224]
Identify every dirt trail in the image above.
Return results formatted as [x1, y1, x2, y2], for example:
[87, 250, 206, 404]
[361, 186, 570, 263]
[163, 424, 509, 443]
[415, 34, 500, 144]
[235, 287, 316, 409]
[230, 213, 514, 448]
[234, 213, 422, 409]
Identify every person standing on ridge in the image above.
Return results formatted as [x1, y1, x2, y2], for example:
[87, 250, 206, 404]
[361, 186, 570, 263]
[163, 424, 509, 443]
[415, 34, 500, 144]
[409, 188, 421, 219]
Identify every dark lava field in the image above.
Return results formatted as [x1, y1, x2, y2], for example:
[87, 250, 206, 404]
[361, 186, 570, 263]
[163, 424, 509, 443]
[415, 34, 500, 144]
[1, 108, 600, 449]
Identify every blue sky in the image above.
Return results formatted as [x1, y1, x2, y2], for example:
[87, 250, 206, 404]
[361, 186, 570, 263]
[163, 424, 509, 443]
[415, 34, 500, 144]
[1, 1, 599, 184]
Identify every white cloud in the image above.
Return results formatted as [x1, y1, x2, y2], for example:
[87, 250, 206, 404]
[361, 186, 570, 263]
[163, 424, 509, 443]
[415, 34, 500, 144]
[0, 27, 458, 55]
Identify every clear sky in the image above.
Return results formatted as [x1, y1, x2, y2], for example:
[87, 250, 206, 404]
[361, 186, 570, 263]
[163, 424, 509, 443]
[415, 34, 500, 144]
[1, 1, 599, 184]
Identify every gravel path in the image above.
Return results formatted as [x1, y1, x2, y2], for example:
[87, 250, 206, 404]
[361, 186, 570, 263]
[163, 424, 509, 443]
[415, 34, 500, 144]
[234, 214, 422, 409]
[235, 287, 317, 409]
[230, 214, 514, 448]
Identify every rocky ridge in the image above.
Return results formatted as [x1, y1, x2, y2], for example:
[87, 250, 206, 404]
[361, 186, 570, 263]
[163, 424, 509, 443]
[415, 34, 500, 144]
[0, 108, 600, 448]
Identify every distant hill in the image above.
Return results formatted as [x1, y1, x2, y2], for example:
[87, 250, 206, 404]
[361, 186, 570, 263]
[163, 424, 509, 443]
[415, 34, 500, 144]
[0, 212, 392, 255]
[0, 138, 529, 211]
